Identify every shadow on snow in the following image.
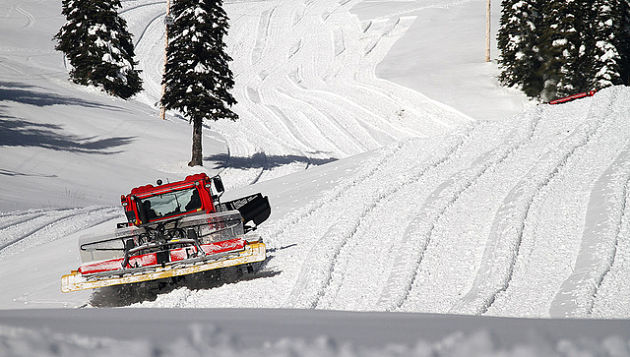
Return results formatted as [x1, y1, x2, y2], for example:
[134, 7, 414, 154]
[205, 152, 337, 170]
[0, 82, 134, 154]
[0, 81, 123, 110]
[0, 117, 134, 154]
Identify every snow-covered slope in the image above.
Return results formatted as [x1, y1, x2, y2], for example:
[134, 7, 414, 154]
[125, 86, 630, 320]
[3, 308, 630, 356]
[0, 1, 229, 211]
[2, 82, 629, 317]
[2, 0, 630, 352]
[125, 0, 484, 188]
[355, 0, 534, 121]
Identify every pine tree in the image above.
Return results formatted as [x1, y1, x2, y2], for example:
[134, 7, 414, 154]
[497, 0, 544, 98]
[539, 0, 593, 100]
[617, 0, 630, 84]
[590, 0, 625, 89]
[498, 0, 630, 100]
[54, 0, 142, 99]
[161, 0, 238, 167]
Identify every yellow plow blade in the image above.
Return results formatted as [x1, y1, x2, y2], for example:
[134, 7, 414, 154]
[61, 242, 266, 293]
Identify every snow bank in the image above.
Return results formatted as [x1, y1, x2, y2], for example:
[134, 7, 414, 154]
[355, 0, 534, 121]
[3, 0, 630, 327]
[2, 323, 630, 357]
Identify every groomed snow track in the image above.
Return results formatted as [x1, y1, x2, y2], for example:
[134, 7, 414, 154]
[121, 0, 471, 188]
[135, 87, 630, 318]
[1, 0, 630, 320]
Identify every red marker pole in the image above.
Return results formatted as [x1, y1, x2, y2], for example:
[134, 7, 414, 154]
[549, 89, 597, 105]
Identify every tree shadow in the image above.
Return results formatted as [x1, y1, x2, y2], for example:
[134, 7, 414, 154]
[0, 81, 34, 89]
[0, 81, 124, 111]
[0, 82, 134, 154]
[0, 169, 57, 177]
[0, 117, 134, 154]
[89, 264, 281, 307]
[205, 152, 337, 170]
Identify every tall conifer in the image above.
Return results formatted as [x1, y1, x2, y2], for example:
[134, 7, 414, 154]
[55, 0, 142, 99]
[539, 0, 592, 99]
[498, 0, 630, 100]
[617, 0, 630, 84]
[161, 0, 238, 167]
[497, 0, 543, 97]
[590, 0, 624, 89]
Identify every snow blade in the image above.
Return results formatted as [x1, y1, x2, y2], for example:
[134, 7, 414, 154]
[61, 242, 265, 293]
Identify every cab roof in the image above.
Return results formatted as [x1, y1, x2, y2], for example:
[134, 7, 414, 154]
[129, 173, 210, 197]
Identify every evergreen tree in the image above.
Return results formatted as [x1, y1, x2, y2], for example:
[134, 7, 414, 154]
[617, 0, 630, 84]
[497, 0, 544, 98]
[540, 0, 593, 100]
[54, 0, 142, 99]
[498, 0, 630, 100]
[161, 0, 238, 167]
[590, 0, 625, 89]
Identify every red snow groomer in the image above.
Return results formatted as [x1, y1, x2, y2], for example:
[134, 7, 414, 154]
[61, 173, 270, 292]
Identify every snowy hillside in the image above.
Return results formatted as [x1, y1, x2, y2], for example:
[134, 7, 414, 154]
[3, 308, 630, 356]
[124, 86, 630, 320]
[2, 0, 630, 353]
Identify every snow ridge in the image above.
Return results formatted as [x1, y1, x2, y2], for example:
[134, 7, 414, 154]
[0, 207, 120, 257]
[381, 109, 543, 312]
[288, 129, 472, 309]
[454, 87, 622, 316]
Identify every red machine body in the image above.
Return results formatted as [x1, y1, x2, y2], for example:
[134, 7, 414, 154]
[120, 173, 218, 226]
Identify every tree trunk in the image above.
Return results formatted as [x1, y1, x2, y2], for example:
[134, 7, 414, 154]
[188, 118, 203, 166]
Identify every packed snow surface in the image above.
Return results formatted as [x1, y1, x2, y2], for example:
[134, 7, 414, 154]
[1, 0, 630, 353]
[3, 309, 630, 356]
[118, 86, 628, 319]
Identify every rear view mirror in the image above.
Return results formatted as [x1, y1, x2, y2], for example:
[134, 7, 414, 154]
[213, 176, 225, 194]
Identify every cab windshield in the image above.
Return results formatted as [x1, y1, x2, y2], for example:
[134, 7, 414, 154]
[139, 188, 201, 221]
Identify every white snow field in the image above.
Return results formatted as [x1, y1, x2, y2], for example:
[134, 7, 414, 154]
[2, 0, 630, 354]
[3, 309, 630, 357]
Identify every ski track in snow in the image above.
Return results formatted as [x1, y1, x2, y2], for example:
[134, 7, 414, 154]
[483, 89, 622, 317]
[0, 207, 121, 259]
[0, 212, 46, 231]
[145, 140, 412, 308]
[157, 88, 630, 316]
[288, 128, 473, 309]
[15, 6, 34, 28]
[123, 0, 469, 188]
[591, 161, 630, 317]
[382, 110, 544, 313]
[550, 90, 630, 317]
[111, 0, 630, 315]
[447, 88, 625, 317]
[119, 1, 165, 16]
[315, 130, 478, 311]
[587, 149, 630, 315]
[3, 0, 630, 318]
[266, 141, 407, 242]
[133, 11, 165, 48]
